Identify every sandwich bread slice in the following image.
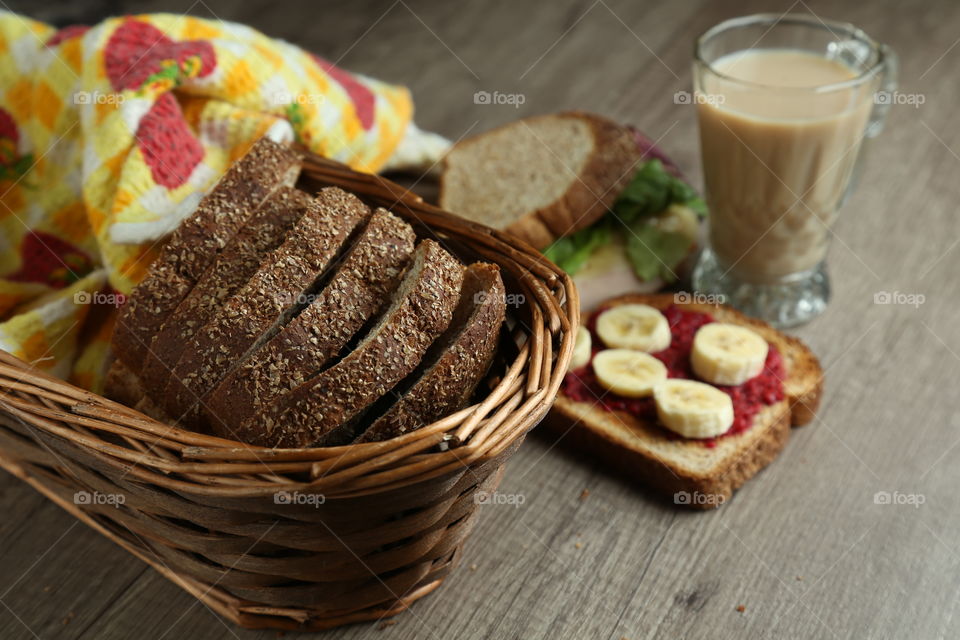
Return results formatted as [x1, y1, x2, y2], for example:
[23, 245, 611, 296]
[546, 293, 822, 507]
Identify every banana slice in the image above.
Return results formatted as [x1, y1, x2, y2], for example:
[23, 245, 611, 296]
[654, 379, 734, 439]
[691, 323, 768, 386]
[570, 326, 592, 369]
[596, 304, 671, 352]
[592, 349, 667, 397]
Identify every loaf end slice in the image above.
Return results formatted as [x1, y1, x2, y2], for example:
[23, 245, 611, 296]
[205, 208, 416, 436]
[113, 138, 302, 372]
[138, 187, 312, 395]
[160, 187, 369, 427]
[244, 239, 465, 448]
[439, 111, 641, 249]
[356, 262, 506, 443]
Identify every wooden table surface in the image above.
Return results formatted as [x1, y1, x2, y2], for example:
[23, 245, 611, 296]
[2, 1, 957, 638]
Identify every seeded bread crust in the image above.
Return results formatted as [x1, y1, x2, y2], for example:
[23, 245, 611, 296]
[113, 138, 302, 372]
[356, 262, 505, 443]
[545, 293, 823, 508]
[239, 240, 465, 448]
[160, 187, 369, 427]
[138, 187, 312, 394]
[204, 208, 416, 434]
[439, 111, 641, 249]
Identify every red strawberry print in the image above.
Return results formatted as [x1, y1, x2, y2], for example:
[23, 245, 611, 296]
[311, 55, 375, 130]
[0, 107, 31, 182]
[104, 19, 216, 91]
[102, 19, 216, 188]
[46, 24, 90, 47]
[136, 93, 204, 188]
[6, 231, 94, 289]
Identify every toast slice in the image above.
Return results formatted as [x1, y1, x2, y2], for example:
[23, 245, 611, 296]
[439, 111, 641, 249]
[355, 262, 506, 443]
[203, 208, 416, 432]
[545, 293, 823, 508]
[137, 187, 312, 394]
[232, 240, 465, 448]
[160, 187, 369, 426]
[113, 138, 301, 372]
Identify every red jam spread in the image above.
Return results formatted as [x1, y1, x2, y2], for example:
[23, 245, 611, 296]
[562, 305, 785, 446]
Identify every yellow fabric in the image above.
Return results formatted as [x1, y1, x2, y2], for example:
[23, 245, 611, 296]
[0, 11, 413, 392]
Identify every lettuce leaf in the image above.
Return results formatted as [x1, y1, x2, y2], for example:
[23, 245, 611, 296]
[624, 223, 692, 283]
[543, 159, 703, 279]
[543, 223, 611, 275]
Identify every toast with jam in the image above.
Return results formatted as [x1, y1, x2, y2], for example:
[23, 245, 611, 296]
[545, 293, 822, 508]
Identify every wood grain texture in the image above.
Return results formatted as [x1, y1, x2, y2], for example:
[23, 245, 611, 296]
[2, 0, 959, 638]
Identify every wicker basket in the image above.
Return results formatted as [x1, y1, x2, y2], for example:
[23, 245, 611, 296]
[0, 152, 578, 632]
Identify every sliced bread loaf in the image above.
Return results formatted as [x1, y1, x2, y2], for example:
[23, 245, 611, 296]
[234, 240, 465, 448]
[439, 111, 641, 249]
[138, 187, 312, 394]
[355, 262, 506, 443]
[204, 208, 416, 433]
[160, 187, 370, 426]
[113, 138, 301, 372]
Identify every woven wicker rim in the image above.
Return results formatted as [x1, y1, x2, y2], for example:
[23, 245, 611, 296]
[0, 152, 579, 500]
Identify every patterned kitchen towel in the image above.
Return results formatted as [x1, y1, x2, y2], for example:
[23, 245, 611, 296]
[0, 11, 440, 392]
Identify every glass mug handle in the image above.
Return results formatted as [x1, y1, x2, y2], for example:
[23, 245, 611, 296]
[867, 43, 898, 137]
[840, 43, 896, 201]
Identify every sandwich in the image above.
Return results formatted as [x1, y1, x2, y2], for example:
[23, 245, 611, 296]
[439, 111, 705, 310]
[546, 293, 823, 507]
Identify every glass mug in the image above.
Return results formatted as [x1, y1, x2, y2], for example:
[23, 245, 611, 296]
[691, 14, 897, 327]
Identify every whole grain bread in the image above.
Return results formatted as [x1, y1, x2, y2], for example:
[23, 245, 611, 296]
[103, 359, 142, 408]
[545, 293, 823, 508]
[439, 112, 641, 249]
[204, 208, 416, 432]
[232, 240, 465, 448]
[356, 262, 505, 443]
[113, 138, 301, 372]
[160, 187, 370, 427]
[137, 187, 312, 394]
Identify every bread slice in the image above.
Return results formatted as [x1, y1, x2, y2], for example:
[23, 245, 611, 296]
[203, 208, 416, 432]
[137, 187, 312, 394]
[159, 187, 370, 426]
[103, 359, 142, 408]
[439, 111, 641, 249]
[355, 262, 506, 443]
[231, 240, 465, 448]
[545, 293, 823, 508]
[113, 138, 301, 372]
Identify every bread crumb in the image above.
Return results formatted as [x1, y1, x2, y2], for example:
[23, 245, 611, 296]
[575, 542, 583, 549]
[469, 564, 478, 571]
[796, 575, 804, 581]
[736, 604, 746, 613]
[62, 611, 75, 625]
[378, 620, 397, 630]
[579, 488, 590, 501]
